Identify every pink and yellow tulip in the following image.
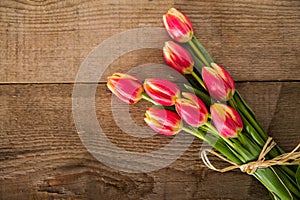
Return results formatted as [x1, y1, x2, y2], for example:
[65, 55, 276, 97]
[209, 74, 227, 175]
[163, 41, 194, 74]
[163, 8, 194, 43]
[202, 63, 235, 101]
[144, 107, 182, 136]
[143, 78, 180, 106]
[210, 103, 243, 138]
[175, 93, 208, 127]
[107, 73, 143, 104]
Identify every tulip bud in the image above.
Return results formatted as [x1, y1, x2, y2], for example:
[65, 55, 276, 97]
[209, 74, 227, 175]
[144, 107, 182, 136]
[163, 41, 194, 74]
[210, 103, 243, 138]
[107, 73, 143, 104]
[175, 92, 208, 127]
[202, 63, 235, 101]
[163, 8, 194, 43]
[143, 78, 180, 106]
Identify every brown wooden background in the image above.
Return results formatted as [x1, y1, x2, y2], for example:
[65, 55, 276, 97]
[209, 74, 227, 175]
[1, 0, 300, 199]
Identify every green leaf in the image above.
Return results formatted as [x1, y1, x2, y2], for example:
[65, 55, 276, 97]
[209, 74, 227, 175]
[268, 192, 278, 200]
[273, 166, 300, 198]
[192, 36, 214, 64]
[239, 111, 265, 147]
[296, 165, 300, 190]
[234, 91, 257, 120]
[254, 168, 295, 200]
[183, 43, 206, 74]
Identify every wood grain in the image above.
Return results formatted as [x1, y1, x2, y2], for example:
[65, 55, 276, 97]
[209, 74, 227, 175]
[0, 0, 299, 83]
[0, 82, 299, 199]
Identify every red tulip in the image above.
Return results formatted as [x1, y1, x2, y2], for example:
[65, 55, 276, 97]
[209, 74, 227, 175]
[210, 103, 243, 138]
[175, 93, 208, 127]
[163, 41, 194, 74]
[143, 78, 180, 106]
[107, 73, 143, 104]
[163, 8, 194, 43]
[144, 107, 182, 136]
[202, 63, 235, 101]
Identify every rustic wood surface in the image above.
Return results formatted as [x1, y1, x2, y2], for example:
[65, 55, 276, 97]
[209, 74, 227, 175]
[0, 0, 299, 199]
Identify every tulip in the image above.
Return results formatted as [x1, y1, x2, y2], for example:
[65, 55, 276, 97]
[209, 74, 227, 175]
[144, 107, 182, 136]
[175, 93, 208, 127]
[163, 8, 194, 43]
[210, 103, 243, 138]
[143, 78, 180, 106]
[107, 73, 143, 104]
[163, 41, 194, 74]
[202, 63, 235, 101]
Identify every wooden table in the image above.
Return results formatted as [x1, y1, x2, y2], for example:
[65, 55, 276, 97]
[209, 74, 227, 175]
[1, 0, 299, 199]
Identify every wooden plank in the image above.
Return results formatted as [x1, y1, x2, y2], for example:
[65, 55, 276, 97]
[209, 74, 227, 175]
[0, 82, 299, 199]
[0, 0, 299, 83]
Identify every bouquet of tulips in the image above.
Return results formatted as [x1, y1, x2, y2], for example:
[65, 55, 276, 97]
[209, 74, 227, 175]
[107, 8, 300, 199]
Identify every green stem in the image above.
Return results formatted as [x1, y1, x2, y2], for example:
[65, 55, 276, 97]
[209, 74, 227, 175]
[231, 95, 281, 155]
[185, 35, 298, 198]
[205, 123, 235, 149]
[182, 127, 242, 164]
[280, 165, 296, 180]
[193, 54, 206, 71]
[198, 125, 247, 163]
[185, 44, 206, 70]
[191, 71, 206, 90]
[254, 168, 295, 200]
[233, 92, 298, 180]
[239, 111, 266, 147]
[188, 40, 209, 66]
[233, 93, 295, 160]
[182, 126, 206, 140]
[204, 122, 234, 147]
[228, 98, 237, 110]
[233, 92, 268, 141]
[208, 113, 211, 119]
[273, 167, 300, 198]
[192, 35, 214, 64]
[205, 122, 256, 161]
[237, 132, 260, 157]
[204, 122, 221, 135]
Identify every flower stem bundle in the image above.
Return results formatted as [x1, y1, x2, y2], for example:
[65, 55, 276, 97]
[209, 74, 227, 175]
[107, 8, 300, 199]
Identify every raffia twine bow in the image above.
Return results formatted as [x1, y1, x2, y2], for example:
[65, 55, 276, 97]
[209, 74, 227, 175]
[200, 137, 300, 175]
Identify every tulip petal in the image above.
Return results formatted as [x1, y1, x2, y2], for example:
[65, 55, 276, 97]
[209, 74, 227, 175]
[211, 63, 235, 96]
[202, 67, 229, 101]
[144, 78, 180, 106]
[176, 100, 202, 127]
[163, 41, 194, 74]
[107, 73, 143, 104]
[210, 103, 242, 138]
[175, 92, 208, 127]
[163, 8, 193, 43]
[145, 108, 182, 136]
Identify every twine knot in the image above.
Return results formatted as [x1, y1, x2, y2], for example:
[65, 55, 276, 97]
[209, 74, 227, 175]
[239, 160, 264, 175]
[201, 137, 300, 175]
